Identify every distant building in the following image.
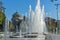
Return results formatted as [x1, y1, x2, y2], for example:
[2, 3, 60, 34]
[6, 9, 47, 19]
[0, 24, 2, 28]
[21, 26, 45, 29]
[57, 20, 60, 32]
[45, 17, 56, 32]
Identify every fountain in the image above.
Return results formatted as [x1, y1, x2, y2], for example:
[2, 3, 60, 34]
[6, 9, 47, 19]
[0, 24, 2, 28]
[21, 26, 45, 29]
[20, 0, 48, 40]
[3, 18, 10, 40]
[2, 0, 60, 40]
[26, 0, 47, 35]
[5, 0, 47, 40]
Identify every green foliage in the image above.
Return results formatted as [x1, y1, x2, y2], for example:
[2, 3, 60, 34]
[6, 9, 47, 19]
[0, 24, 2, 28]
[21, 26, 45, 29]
[0, 12, 5, 25]
[10, 23, 15, 30]
[48, 26, 56, 30]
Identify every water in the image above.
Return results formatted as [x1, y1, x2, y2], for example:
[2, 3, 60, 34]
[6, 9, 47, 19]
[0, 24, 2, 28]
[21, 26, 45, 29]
[4, 18, 10, 40]
[3, 0, 60, 40]
[20, 0, 47, 40]
[4, 0, 47, 40]
[27, 0, 47, 34]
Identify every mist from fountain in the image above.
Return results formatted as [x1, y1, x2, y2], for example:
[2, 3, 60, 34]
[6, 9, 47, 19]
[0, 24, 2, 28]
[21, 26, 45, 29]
[1, 0, 48, 39]
[41, 5, 48, 32]
[19, 0, 48, 39]
[4, 18, 9, 38]
[27, 5, 35, 33]
[27, 0, 48, 34]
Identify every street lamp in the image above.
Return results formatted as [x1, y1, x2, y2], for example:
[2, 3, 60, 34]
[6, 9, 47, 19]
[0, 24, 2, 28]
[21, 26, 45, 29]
[55, 4, 60, 33]
[50, 0, 60, 33]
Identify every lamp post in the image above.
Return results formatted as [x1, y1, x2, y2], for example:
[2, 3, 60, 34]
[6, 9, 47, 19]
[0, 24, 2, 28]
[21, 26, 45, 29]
[54, 4, 60, 33]
[50, 0, 60, 33]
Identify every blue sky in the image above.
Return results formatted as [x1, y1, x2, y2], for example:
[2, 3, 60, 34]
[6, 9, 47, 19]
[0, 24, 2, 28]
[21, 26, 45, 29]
[1, 0, 60, 20]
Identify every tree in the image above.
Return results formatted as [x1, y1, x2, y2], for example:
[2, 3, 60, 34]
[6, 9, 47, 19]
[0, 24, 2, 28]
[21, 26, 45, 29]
[46, 17, 56, 32]
[11, 12, 23, 32]
[0, 12, 5, 25]
[9, 22, 15, 32]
